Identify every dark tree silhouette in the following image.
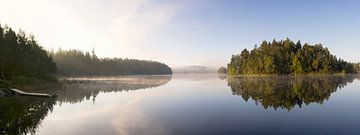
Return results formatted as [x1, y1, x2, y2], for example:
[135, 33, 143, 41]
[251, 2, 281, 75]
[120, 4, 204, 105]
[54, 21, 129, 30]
[0, 24, 57, 87]
[50, 49, 172, 76]
[0, 24, 172, 87]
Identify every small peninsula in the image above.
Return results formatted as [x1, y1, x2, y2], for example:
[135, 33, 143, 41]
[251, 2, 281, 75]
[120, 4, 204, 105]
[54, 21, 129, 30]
[227, 39, 357, 75]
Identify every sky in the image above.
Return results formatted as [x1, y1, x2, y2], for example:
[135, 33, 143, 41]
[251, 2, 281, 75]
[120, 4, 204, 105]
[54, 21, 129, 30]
[0, 0, 359, 68]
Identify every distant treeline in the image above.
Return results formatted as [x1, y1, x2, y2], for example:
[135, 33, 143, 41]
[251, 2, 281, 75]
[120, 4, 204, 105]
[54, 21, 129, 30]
[0, 24, 56, 87]
[50, 49, 172, 76]
[217, 67, 227, 74]
[228, 39, 357, 75]
[0, 24, 172, 87]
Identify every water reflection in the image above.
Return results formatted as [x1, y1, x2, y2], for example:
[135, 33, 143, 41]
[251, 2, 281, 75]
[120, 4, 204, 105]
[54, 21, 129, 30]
[227, 75, 359, 111]
[217, 74, 227, 80]
[55, 75, 172, 104]
[0, 96, 56, 135]
[172, 73, 217, 81]
[3, 74, 360, 135]
[0, 75, 171, 135]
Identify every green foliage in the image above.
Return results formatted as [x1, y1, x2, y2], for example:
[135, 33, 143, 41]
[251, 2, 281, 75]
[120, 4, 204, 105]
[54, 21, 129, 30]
[51, 49, 172, 76]
[0, 24, 57, 87]
[228, 38, 357, 75]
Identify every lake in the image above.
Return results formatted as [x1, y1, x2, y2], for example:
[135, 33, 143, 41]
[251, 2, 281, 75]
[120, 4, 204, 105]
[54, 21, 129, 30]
[1, 74, 360, 135]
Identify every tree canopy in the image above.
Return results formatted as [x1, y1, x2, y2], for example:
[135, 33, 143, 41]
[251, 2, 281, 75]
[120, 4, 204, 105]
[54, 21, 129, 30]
[51, 49, 172, 76]
[0, 24, 57, 87]
[228, 39, 357, 75]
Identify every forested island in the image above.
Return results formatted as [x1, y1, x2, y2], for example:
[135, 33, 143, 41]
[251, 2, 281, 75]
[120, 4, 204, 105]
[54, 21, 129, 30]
[0, 24, 171, 88]
[228, 39, 358, 75]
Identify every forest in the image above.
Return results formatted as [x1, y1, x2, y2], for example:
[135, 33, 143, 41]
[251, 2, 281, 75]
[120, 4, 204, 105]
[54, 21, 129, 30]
[0, 24, 57, 87]
[0, 24, 172, 87]
[50, 49, 172, 76]
[228, 39, 357, 75]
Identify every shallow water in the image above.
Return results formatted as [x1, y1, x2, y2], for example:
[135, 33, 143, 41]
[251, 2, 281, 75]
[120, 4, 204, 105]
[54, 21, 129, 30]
[1, 74, 360, 135]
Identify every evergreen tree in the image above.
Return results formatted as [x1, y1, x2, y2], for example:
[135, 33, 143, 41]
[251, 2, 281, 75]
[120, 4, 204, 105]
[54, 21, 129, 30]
[227, 39, 357, 75]
[0, 24, 57, 87]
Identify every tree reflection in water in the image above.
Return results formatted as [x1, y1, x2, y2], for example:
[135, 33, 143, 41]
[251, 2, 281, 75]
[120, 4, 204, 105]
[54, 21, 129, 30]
[0, 75, 171, 135]
[0, 96, 56, 135]
[227, 75, 359, 111]
[55, 75, 172, 104]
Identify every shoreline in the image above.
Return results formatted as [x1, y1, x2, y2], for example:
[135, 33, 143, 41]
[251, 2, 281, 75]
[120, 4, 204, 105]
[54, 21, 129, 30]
[226, 73, 359, 78]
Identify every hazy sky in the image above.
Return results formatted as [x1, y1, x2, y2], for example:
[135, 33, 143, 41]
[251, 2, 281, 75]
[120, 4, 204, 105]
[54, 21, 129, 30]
[0, 0, 359, 68]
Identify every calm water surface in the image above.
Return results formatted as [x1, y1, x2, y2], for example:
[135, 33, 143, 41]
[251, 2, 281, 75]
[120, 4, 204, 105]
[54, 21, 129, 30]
[1, 74, 360, 135]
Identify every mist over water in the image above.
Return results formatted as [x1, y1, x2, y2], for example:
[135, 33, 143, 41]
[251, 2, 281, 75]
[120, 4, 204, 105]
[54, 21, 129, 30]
[1, 74, 360, 135]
